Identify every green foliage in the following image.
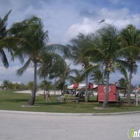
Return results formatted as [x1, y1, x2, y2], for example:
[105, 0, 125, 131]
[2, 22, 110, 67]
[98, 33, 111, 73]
[120, 24, 140, 105]
[0, 10, 12, 68]
[26, 81, 34, 90]
[39, 80, 52, 90]
[90, 68, 105, 84]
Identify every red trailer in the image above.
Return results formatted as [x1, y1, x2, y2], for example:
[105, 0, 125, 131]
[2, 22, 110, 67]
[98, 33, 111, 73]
[98, 84, 117, 102]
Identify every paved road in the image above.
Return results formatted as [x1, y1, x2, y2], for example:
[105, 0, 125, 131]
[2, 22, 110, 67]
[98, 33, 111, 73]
[0, 111, 140, 140]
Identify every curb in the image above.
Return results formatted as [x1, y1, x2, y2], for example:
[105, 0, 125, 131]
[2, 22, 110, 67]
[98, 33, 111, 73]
[0, 110, 140, 116]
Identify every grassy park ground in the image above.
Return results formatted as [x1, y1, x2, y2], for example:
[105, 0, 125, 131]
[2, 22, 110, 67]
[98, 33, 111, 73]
[0, 90, 140, 113]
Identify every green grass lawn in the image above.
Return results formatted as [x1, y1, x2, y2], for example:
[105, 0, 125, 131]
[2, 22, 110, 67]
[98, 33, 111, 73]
[0, 90, 140, 113]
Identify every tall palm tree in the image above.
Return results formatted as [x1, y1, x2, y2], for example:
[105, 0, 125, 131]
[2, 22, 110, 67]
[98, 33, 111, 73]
[120, 24, 140, 105]
[9, 16, 49, 105]
[70, 33, 96, 102]
[83, 24, 127, 108]
[0, 10, 12, 68]
[9, 15, 70, 105]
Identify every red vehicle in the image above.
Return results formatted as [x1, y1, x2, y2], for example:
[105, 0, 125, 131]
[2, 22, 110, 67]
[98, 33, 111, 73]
[98, 84, 117, 102]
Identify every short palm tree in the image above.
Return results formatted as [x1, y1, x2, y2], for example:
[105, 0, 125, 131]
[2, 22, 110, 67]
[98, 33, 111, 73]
[51, 60, 78, 92]
[90, 68, 105, 84]
[118, 77, 128, 87]
[69, 69, 84, 84]
[2, 80, 10, 90]
[38, 52, 64, 96]
[39, 80, 51, 98]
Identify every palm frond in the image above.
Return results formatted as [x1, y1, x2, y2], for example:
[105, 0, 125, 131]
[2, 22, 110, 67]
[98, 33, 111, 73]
[0, 49, 9, 68]
[17, 59, 31, 76]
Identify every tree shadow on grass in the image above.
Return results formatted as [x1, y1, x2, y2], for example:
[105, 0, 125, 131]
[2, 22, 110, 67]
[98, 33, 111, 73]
[2, 98, 29, 103]
[37, 102, 67, 106]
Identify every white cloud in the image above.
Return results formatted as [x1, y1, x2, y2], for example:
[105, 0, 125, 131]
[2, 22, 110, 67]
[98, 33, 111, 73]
[0, 66, 34, 84]
[64, 7, 140, 43]
[64, 18, 99, 43]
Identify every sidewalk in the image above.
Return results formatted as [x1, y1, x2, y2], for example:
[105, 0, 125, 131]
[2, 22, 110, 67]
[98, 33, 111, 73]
[0, 109, 140, 116]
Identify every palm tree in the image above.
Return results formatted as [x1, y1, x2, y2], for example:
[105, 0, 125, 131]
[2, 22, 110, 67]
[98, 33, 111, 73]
[38, 52, 64, 96]
[69, 69, 84, 84]
[90, 68, 105, 84]
[9, 16, 48, 105]
[83, 24, 126, 108]
[39, 80, 51, 98]
[37, 53, 52, 97]
[118, 77, 128, 97]
[70, 33, 96, 102]
[2, 80, 11, 90]
[0, 10, 12, 68]
[9, 15, 70, 105]
[120, 24, 140, 105]
[118, 67, 128, 88]
[51, 60, 78, 93]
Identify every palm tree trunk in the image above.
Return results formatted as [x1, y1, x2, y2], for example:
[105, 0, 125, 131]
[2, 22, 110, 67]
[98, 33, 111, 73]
[85, 73, 88, 102]
[101, 64, 104, 84]
[127, 71, 132, 105]
[102, 71, 109, 108]
[54, 78, 57, 95]
[43, 77, 45, 99]
[28, 62, 37, 105]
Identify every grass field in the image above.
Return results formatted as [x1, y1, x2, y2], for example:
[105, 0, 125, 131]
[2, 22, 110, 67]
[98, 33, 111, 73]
[0, 90, 140, 113]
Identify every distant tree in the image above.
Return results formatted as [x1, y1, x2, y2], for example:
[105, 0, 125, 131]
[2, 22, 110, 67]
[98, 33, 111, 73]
[69, 69, 84, 84]
[2, 80, 10, 90]
[118, 77, 128, 97]
[39, 80, 51, 98]
[90, 67, 105, 84]
[118, 78, 128, 87]
[26, 81, 34, 91]
[50, 61, 78, 93]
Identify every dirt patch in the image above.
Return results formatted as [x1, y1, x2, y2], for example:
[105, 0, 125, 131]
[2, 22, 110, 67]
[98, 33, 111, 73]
[94, 106, 111, 110]
[121, 103, 135, 107]
[21, 105, 40, 108]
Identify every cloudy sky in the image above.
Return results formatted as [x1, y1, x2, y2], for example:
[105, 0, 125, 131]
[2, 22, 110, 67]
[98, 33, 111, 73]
[1, 0, 140, 85]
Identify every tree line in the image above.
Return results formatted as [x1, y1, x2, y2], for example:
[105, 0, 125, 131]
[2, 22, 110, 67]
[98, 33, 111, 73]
[1, 80, 55, 91]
